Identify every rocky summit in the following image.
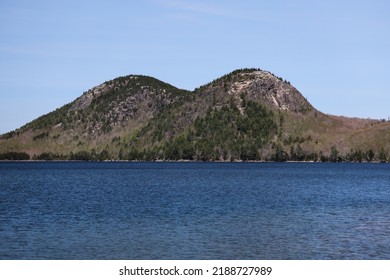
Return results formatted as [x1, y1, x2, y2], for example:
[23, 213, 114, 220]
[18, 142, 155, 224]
[1, 68, 389, 162]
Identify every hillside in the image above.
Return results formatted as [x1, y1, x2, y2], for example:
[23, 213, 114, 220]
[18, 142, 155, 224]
[1, 68, 390, 162]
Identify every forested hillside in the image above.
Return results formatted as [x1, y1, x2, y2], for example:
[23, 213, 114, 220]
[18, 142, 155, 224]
[1, 68, 389, 162]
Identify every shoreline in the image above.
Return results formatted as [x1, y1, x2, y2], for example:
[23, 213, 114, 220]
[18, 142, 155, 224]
[0, 159, 387, 164]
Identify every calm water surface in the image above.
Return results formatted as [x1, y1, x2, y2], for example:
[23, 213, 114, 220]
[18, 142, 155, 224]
[1, 162, 389, 259]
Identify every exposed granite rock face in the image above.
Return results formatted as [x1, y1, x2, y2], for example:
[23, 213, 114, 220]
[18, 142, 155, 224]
[71, 83, 110, 111]
[199, 70, 313, 113]
[71, 77, 138, 111]
[247, 71, 312, 112]
[67, 69, 314, 135]
[67, 75, 189, 132]
[70, 70, 312, 131]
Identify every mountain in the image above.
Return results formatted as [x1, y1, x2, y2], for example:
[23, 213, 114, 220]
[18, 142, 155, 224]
[1, 68, 389, 162]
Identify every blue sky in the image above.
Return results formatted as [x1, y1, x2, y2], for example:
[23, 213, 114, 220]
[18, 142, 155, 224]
[1, 0, 389, 134]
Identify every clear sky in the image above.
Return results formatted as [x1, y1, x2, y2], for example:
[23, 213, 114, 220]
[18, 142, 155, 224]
[1, 0, 389, 134]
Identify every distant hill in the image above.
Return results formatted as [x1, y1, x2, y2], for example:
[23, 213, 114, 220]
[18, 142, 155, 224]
[1, 68, 389, 162]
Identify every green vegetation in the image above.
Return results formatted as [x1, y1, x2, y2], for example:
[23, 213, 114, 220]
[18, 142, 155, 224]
[0, 152, 30, 160]
[1, 69, 389, 162]
[190, 101, 277, 160]
[88, 101, 278, 161]
[22, 104, 72, 131]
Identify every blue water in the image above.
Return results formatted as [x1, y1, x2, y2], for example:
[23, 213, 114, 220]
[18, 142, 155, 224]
[0, 162, 389, 259]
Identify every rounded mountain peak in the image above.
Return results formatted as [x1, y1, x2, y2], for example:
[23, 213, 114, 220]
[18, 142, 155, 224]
[200, 68, 314, 113]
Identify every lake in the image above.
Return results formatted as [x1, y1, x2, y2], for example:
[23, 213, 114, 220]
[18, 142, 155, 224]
[0, 162, 389, 259]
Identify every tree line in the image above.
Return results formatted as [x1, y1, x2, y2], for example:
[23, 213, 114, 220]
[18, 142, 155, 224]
[1, 146, 388, 162]
[0, 152, 30, 160]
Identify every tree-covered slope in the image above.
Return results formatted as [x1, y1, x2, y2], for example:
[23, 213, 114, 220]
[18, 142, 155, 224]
[1, 68, 389, 162]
